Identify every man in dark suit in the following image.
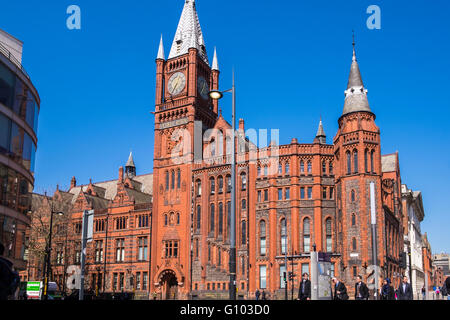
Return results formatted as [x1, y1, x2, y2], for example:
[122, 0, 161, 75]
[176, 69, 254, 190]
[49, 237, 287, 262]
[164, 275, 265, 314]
[354, 275, 369, 300]
[397, 276, 413, 300]
[332, 277, 349, 300]
[298, 273, 311, 301]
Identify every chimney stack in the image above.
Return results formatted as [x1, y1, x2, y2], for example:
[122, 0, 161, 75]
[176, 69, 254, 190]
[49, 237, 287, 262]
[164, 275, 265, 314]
[70, 176, 77, 189]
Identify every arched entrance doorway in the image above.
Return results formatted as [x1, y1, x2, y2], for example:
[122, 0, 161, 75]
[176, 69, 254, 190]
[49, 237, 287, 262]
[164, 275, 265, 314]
[159, 270, 178, 300]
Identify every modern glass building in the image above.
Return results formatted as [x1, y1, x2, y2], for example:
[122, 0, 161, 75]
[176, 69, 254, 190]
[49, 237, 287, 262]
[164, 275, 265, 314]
[0, 29, 39, 271]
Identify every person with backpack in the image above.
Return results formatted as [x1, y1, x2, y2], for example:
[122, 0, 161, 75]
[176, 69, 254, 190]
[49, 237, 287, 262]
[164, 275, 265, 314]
[0, 242, 20, 300]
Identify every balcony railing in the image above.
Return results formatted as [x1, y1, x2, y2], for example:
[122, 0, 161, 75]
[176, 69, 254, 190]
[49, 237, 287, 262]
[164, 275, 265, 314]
[0, 41, 30, 79]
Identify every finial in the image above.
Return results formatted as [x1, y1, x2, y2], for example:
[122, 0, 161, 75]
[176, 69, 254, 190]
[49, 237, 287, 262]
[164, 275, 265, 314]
[352, 30, 357, 62]
[212, 47, 219, 71]
[157, 34, 165, 60]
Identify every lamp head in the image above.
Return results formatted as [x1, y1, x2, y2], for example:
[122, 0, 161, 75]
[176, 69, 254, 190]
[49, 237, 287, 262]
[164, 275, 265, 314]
[209, 90, 223, 100]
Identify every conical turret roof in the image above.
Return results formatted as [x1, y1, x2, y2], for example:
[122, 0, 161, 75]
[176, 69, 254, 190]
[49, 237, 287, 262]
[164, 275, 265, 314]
[342, 40, 372, 116]
[168, 0, 209, 65]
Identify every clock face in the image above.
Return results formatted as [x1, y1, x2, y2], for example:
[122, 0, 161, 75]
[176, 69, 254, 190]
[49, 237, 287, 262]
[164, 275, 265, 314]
[168, 72, 186, 95]
[198, 76, 209, 100]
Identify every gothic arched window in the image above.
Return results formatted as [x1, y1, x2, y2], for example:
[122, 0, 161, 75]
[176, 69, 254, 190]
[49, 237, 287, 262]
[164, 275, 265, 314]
[303, 218, 311, 253]
[218, 176, 223, 193]
[196, 179, 202, 196]
[365, 149, 369, 173]
[280, 218, 287, 255]
[165, 171, 169, 191]
[371, 150, 375, 173]
[353, 149, 358, 174]
[218, 202, 223, 236]
[326, 218, 332, 252]
[210, 203, 215, 234]
[346, 151, 351, 175]
[210, 177, 215, 194]
[171, 170, 175, 189]
[260, 220, 266, 256]
[241, 220, 247, 245]
[241, 173, 247, 190]
[196, 205, 201, 231]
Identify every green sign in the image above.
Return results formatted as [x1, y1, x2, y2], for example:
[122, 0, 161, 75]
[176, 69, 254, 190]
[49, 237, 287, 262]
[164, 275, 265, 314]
[26, 281, 41, 299]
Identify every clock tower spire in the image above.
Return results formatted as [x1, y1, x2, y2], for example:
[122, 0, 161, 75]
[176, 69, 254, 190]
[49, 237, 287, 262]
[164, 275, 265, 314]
[150, 0, 218, 300]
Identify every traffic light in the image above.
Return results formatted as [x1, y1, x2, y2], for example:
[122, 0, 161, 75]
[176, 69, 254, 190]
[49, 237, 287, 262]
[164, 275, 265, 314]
[288, 272, 295, 281]
[283, 272, 287, 282]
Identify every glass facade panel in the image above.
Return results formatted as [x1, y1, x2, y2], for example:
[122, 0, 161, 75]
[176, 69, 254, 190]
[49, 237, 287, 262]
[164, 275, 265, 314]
[0, 63, 15, 109]
[0, 112, 11, 152]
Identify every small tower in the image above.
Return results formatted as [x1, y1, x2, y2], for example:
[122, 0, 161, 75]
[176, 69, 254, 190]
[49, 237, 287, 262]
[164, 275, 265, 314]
[313, 118, 326, 144]
[333, 36, 383, 292]
[125, 152, 136, 178]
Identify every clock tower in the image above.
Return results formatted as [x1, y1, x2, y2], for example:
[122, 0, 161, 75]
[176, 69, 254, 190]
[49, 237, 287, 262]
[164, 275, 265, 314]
[151, 0, 220, 299]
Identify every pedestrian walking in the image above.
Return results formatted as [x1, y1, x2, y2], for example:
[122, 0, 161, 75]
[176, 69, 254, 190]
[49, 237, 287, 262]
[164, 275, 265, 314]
[436, 287, 440, 300]
[421, 286, 426, 300]
[255, 289, 261, 301]
[380, 278, 395, 300]
[0, 242, 20, 300]
[332, 277, 349, 300]
[261, 289, 266, 300]
[397, 276, 413, 300]
[354, 275, 369, 300]
[298, 273, 311, 301]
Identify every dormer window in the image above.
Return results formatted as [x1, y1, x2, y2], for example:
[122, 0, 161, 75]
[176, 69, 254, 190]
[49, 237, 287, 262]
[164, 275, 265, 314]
[176, 40, 182, 53]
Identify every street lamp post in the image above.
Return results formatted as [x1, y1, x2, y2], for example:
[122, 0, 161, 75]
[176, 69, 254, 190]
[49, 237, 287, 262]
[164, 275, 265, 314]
[42, 201, 64, 300]
[209, 69, 236, 300]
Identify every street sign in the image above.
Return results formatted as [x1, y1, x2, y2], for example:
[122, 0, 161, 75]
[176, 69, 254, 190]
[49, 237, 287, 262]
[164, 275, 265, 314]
[86, 210, 94, 243]
[26, 281, 41, 299]
[318, 262, 333, 300]
[318, 252, 331, 262]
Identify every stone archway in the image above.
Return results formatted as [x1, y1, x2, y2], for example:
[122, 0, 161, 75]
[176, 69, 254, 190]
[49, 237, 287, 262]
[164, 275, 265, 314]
[159, 270, 178, 300]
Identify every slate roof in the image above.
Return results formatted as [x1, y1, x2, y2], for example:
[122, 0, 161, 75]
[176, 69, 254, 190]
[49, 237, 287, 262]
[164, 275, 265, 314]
[168, 0, 209, 65]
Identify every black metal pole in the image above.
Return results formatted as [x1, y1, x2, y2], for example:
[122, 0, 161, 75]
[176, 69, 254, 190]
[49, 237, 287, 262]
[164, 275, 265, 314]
[43, 210, 54, 300]
[229, 69, 236, 300]
[291, 253, 294, 300]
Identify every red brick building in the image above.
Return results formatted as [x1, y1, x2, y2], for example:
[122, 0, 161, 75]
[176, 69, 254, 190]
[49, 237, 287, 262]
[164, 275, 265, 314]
[149, 0, 405, 299]
[23, 0, 409, 300]
[22, 156, 153, 299]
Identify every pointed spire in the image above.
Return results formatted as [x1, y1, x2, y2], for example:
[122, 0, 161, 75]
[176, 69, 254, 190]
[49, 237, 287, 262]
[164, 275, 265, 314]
[168, 0, 209, 65]
[314, 117, 326, 144]
[212, 47, 219, 71]
[126, 151, 135, 167]
[125, 152, 136, 178]
[347, 34, 364, 89]
[157, 34, 165, 60]
[342, 34, 371, 117]
[316, 118, 326, 137]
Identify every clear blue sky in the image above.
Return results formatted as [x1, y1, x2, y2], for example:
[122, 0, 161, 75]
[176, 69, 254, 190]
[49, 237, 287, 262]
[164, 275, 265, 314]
[1, 0, 449, 253]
